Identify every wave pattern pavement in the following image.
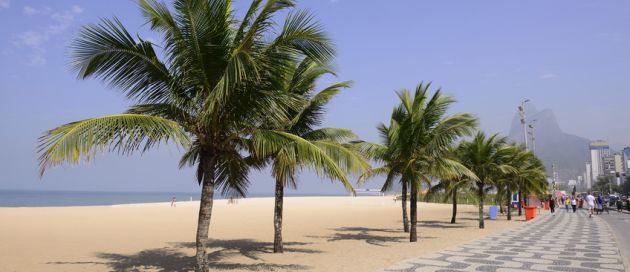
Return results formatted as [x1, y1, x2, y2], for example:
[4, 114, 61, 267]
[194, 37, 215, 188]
[384, 210, 626, 272]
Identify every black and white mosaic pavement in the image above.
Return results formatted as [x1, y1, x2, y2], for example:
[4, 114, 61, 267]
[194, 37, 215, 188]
[384, 210, 626, 272]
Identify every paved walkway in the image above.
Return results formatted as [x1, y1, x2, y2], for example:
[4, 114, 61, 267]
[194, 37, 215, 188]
[384, 210, 626, 272]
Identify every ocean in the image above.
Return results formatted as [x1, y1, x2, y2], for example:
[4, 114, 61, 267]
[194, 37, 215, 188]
[0, 190, 348, 207]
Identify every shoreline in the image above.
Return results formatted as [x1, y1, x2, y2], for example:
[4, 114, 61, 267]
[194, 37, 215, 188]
[0, 191, 353, 208]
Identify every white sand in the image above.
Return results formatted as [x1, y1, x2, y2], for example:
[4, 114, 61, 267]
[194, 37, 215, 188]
[0, 196, 526, 271]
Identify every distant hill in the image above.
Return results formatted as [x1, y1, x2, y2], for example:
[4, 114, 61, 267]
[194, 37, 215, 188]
[507, 105, 590, 181]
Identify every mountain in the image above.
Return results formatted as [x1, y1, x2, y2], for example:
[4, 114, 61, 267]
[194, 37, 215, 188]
[508, 105, 590, 181]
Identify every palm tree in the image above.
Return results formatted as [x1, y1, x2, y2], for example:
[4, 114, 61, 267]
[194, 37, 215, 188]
[425, 146, 475, 224]
[261, 58, 368, 253]
[427, 177, 473, 224]
[457, 132, 514, 229]
[494, 145, 526, 221]
[355, 123, 410, 233]
[511, 148, 547, 209]
[357, 83, 477, 242]
[38, 1, 339, 270]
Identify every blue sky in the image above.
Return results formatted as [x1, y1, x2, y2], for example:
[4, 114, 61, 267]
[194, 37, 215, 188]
[1, 0, 629, 194]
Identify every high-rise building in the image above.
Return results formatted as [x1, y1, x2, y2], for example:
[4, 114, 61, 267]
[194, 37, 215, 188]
[623, 147, 630, 172]
[589, 140, 610, 180]
[614, 154, 623, 173]
[585, 162, 592, 189]
[603, 155, 616, 176]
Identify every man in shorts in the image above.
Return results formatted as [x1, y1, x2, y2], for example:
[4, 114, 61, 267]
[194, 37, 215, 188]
[586, 192, 596, 218]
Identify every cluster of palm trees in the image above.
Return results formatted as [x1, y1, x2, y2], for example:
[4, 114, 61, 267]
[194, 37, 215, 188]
[36, 0, 547, 271]
[356, 86, 548, 241]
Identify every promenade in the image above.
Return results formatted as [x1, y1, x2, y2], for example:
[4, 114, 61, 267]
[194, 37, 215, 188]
[384, 210, 626, 272]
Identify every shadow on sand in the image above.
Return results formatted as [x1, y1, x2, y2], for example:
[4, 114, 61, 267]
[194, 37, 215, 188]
[308, 226, 434, 247]
[48, 239, 316, 271]
[417, 220, 466, 229]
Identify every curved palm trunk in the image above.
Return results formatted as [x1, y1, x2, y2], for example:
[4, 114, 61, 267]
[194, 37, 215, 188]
[273, 178, 284, 253]
[450, 189, 457, 224]
[506, 185, 512, 221]
[478, 183, 485, 229]
[401, 181, 409, 232]
[517, 190, 523, 216]
[195, 160, 216, 272]
[409, 181, 418, 242]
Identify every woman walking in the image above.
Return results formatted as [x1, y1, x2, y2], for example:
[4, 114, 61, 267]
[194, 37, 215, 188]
[596, 195, 603, 215]
[571, 197, 577, 213]
[564, 197, 570, 212]
[549, 195, 556, 214]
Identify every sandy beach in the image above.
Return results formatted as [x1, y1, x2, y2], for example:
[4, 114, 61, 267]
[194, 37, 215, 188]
[0, 196, 526, 271]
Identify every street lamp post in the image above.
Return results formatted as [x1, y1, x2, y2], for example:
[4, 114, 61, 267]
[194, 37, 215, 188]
[528, 119, 537, 155]
[517, 99, 530, 213]
[518, 99, 530, 151]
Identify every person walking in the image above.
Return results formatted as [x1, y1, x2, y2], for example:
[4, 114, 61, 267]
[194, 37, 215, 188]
[596, 195, 604, 215]
[616, 198, 624, 213]
[170, 196, 177, 207]
[602, 196, 610, 214]
[549, 195, 556, 214]
[571, 197, 577, 213]
[586, 192, 595, 218]
[564, 197, 570, 212]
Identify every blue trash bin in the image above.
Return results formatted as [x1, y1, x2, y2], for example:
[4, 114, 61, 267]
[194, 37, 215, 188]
[489, 206, 498, 220]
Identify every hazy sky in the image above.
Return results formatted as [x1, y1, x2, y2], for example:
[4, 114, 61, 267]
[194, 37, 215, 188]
[1, 0, 629, 194]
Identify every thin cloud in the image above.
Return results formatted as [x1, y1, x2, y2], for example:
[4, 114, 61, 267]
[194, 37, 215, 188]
[0, 0, 9, 9]
[16, 5, 83, 66]
[539, 73, 560, 80]
[23, 6, 51, 16]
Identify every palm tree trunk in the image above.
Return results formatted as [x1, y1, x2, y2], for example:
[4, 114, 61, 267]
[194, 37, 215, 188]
[506, 185, 512, 221]
[195, 159, 216, 272]
[409, 181, 418, 242]
[478, 183, 484, 229]
[450, 189, 457, 224]
[517, 190, 523, 216]
[273, 178, 284, 253]
[401, 181, 409, 232]
[524, 192, 528, 206]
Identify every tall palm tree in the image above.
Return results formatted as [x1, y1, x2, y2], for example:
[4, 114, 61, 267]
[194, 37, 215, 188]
[261, 58, 369, 253]
[457, 132, 514, 229]
[357, 83, 477, 242]
[37, 1, 340, 270]
[356, 123, 410, 233]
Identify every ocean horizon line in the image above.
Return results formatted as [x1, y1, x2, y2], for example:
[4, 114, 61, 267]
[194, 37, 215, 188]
[0, 189, 357, 208]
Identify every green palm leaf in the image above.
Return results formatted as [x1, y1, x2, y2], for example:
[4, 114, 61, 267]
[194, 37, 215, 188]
[38, 114, 189, 176]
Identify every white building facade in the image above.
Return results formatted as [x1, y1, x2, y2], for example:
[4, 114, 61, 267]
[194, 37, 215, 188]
[589, 140, 610, 181]
[585, 162, 592, 189]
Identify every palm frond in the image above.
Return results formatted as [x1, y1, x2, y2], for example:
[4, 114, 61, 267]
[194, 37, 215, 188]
[71, 17, 182, 104]
[252, 130, 354, 192]
[38, 114, 189, 176]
